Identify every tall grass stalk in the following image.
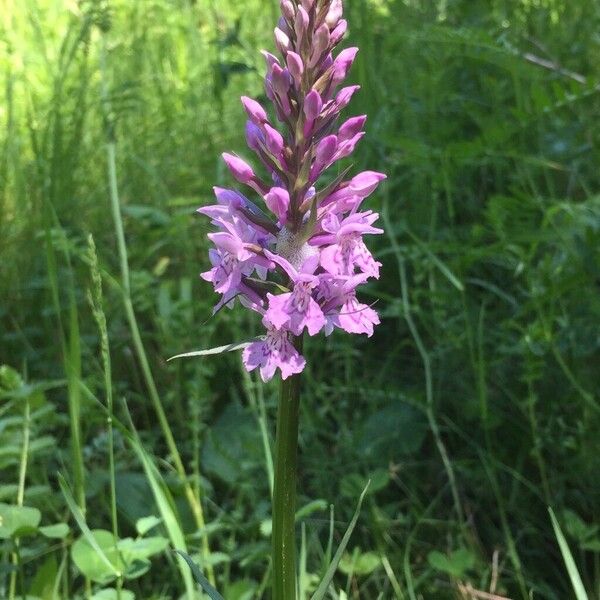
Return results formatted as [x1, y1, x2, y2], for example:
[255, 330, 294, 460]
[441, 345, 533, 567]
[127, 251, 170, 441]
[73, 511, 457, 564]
[41, 213, 87, 586]
[98, 37, 214, 584]
[88, 235, 123, 599]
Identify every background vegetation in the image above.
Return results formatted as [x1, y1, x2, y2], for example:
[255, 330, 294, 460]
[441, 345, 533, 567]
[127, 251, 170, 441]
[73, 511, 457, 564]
[1, 0, 599, 598]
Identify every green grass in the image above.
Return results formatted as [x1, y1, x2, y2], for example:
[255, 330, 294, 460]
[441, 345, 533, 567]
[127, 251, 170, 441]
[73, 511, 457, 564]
[1, 0, 599, 598]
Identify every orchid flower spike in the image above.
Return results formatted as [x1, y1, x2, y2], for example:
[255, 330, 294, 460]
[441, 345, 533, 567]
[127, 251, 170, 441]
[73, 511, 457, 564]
[199, 0, 386, 381]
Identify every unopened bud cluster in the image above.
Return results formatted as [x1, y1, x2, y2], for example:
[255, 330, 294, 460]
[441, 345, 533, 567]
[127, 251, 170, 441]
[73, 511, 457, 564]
[200, 0, 386, 381]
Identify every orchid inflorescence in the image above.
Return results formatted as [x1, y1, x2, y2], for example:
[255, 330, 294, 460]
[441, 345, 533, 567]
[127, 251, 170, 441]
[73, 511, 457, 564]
[200, 0, 386, 382]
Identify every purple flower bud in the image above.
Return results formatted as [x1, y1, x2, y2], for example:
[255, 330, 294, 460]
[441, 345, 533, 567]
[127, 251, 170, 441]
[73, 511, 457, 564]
[338, 115, 367, 141]
[304, 89, 323, 121]
[241, 96, 268, 124]
[326, 0, 344, 28]
[350, 171, 387, 196]
[301, 0, 315, 11]
[330, 19, 348, 45]
[222, 153, 255, 184]
[245, 121, 264, 151]
[335, 132, 365, 160]
[262, 51, 280, 70]
[295, 6, 309, 43]
[265, 187, 290, 223]
[213, 186, 246, 210]
[334, 85, 360, 111]
[331, 47, 358, 87]
[315, 135, 338, 166]
[264, 123, 285, 157]
[271, 64, 291, 97]
[280, 0, 295, 20]
[309, 24, 331, 68]
[312, 135, 338, 179]
[274, 27, 290, 54]
[286, 51, 304, 87]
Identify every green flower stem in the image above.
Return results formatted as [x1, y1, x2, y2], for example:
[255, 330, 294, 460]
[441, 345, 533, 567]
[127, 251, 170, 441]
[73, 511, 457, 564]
[272, 336, 303, 600]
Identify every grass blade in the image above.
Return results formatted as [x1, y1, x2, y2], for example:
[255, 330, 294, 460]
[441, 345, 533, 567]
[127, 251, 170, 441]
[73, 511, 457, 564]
[310, 481, 370, 600]
[175, 550, 225, 600]
[58, 474, 120, 578]
[167, 340, 257, 361]
[124, 412, 197, 598]
[549, 507, 589, 600]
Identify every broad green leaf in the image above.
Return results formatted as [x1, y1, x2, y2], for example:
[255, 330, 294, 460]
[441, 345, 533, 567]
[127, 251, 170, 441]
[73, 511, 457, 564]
[123, 558, 151, 580]
[71, 529, 122, 584]
[39, 523, 70, 539]
[0, 503, 41, 539]
[224, 579, 257, 600]
[427, 548, 475, 578]
[135, 515, 162, 536]
[562, 509, 599, 544]
[117, 536, 169, 562]
[28, 554, 58, 599]
[202, 402, 263, 485]
[549, 508, 589, 600]
[338, 550, 382, 576]
[310, 481, 370, 600]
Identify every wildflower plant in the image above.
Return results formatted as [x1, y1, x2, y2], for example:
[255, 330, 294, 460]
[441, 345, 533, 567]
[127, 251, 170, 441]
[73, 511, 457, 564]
[194, 0, 385, 596]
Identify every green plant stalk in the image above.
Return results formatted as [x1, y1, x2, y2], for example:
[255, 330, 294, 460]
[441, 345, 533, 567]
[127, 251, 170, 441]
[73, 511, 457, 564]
[272, 336, 303, 600]
[42, 211, 86, 514]
[9, 398, 30, 600]
[99, 39, 214, 586]
[88, 235, 122, 599]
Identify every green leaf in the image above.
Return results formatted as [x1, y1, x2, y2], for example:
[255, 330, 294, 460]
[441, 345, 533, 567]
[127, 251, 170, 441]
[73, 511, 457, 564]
[549, 507, 589, 600]
[123, 559, 151, 580]
[135, 515, 162, 536]
[427, 548, 475, 578]
[562, 509, 599, 544]
[28, 554, 58, 599]
[176, 550, 226, 600]
[224, 579, 257, 600]
[91, 589, 135, 600]
[117, 536, 169, 562]
[0, 503, 41, 539]
[39, 523, 70, 539]
[202, 402, 263, 485]
[72, 529, 122, 584]
[59, 475, 121, 582]
[338, 550, 382, 576]
[199, 551, 231, 567]
[310, 481, 370, 600]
